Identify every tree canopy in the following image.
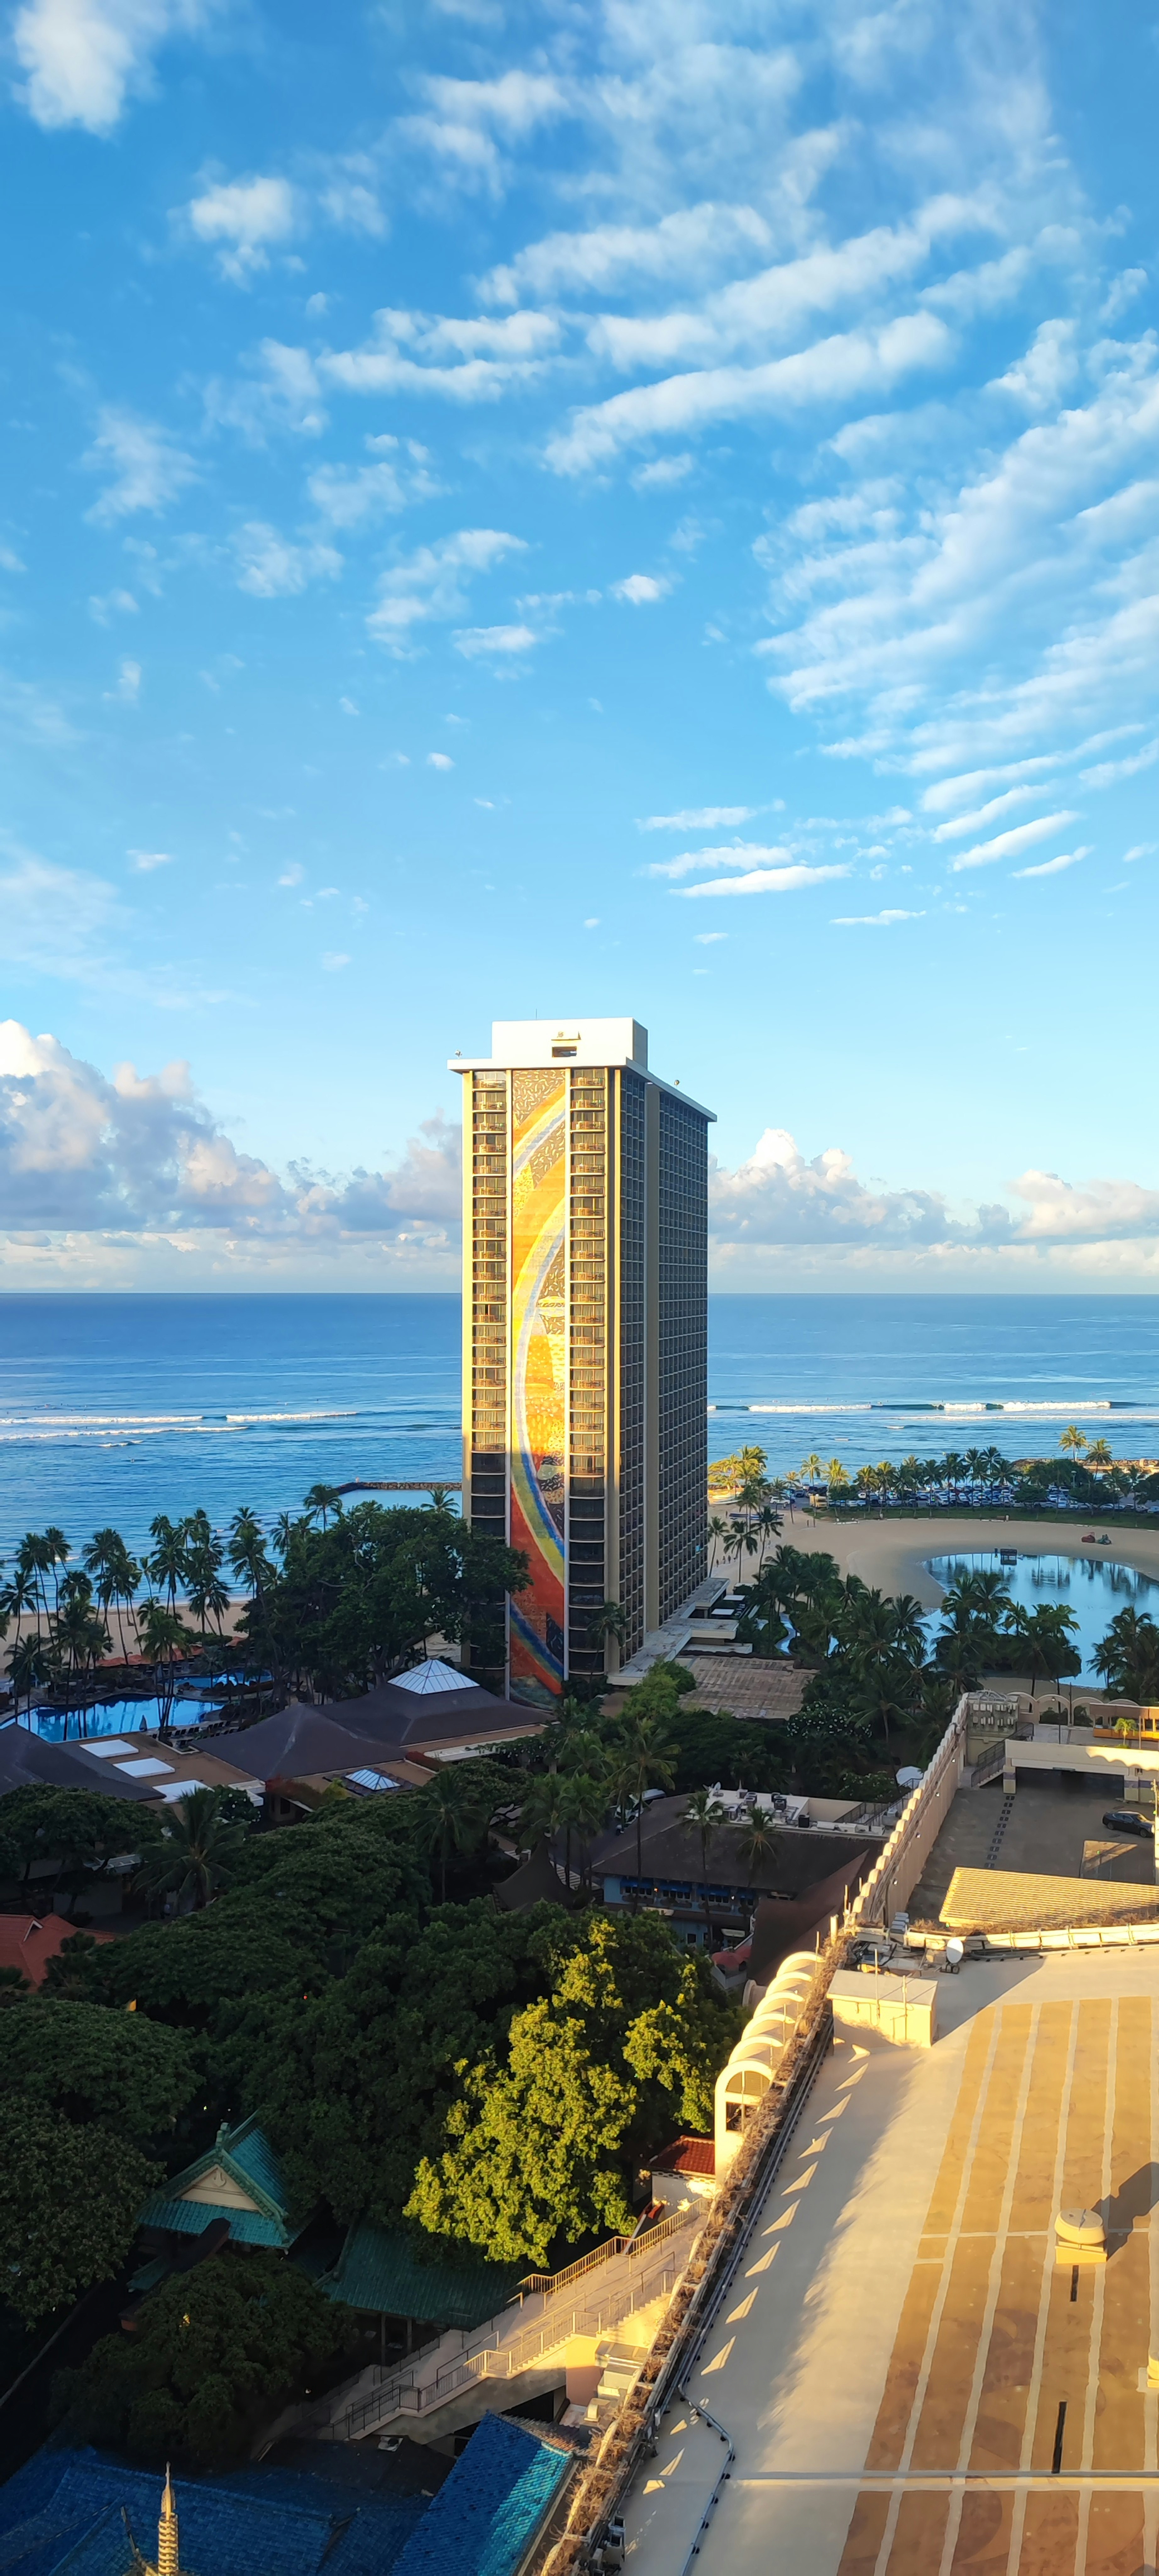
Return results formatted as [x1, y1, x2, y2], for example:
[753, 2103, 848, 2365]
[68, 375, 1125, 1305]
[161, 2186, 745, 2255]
[0, 2102, 158, 2326]
[51, 2251, 353, 2468]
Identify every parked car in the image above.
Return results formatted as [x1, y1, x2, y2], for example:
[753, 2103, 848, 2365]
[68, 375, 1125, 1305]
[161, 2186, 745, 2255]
[1102, 1809, 1154, 1838]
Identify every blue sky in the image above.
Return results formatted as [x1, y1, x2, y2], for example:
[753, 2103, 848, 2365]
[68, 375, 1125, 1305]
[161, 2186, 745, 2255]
[2, 0, 1159, 1291]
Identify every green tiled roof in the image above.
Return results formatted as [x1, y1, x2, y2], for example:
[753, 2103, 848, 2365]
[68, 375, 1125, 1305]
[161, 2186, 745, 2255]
[323, 2222, 522, 2328]
[139, 2114, 307, 2251]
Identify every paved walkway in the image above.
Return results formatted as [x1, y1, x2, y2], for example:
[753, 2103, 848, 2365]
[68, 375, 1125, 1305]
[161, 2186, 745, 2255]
[621, 1952, 1159, 2576]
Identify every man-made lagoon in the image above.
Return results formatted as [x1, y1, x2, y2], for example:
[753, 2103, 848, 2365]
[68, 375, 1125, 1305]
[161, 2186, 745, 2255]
[927, 1551, 1159, 1680]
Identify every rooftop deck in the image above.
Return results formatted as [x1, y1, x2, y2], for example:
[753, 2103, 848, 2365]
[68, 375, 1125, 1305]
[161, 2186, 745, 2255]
[623, 1948, 1159, 2576]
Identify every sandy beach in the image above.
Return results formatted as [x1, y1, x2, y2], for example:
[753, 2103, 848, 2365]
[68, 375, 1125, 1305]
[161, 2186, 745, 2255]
[713, 1504, 1159, 1609]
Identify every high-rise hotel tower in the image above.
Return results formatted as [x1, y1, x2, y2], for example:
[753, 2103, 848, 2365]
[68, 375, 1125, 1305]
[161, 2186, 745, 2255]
[450, 1019, 714, 1704]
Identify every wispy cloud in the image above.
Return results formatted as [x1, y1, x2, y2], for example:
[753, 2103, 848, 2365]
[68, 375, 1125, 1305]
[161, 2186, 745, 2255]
[83, 407, 197, 524]
[185, 174, 296, 281]
[1013, 847, 1089, 878]
[832, 907, 924, 924]
[367, 527, 526, 651]
[949, 812, 1079, 873]
[674, 862, 851, 899]
[638, 806, 758, 832]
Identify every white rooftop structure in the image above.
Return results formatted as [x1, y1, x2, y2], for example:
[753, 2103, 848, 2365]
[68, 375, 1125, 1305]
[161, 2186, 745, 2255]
[392, 1657, 479, 1696]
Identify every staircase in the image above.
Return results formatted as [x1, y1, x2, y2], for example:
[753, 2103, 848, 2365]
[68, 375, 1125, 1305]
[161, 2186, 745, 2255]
[315, 2206, 702, 2447]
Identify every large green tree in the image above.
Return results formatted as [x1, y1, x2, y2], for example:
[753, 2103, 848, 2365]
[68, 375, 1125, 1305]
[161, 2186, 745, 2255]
[51, 2252, 353, 2468]
[0, 1999, 194, 2150]
[0, 2101, 158, 2325]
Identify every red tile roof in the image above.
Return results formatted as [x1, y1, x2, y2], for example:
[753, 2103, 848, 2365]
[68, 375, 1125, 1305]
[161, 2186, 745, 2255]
[0, 1916, 113, 1985]
[652, 2135, 715, 2175]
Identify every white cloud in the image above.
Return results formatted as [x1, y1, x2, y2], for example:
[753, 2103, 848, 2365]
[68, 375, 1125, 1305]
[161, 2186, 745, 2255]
[612, 573, 671, 605]
[674, 862, 852, 899]
[128, 848, 172, 872]
[321, 952, 350, 971]
[83, 407, 197, 523]
[307, 447, 439, 526]
[991, 318, 1078, 413]
[694, 931, 728, 944]
[89, 588, 138, 624]
[278, 864, 304, 887]
[233, 523, 342, 598]
[367, 527, 526, 651]
[949, 811, 1079, 873]
[0, 1018, 462, 1242]
[548, 314, 952, 475]
[632, 454, 696, 490]
[453, 623, 538, 657]
[647, 838, 792, 881]
[186, 175, 296, 281]
[1079, 739, 1159, 789]
[13, 0, 211, 135]
[638, 805, 757, 832]
[478, 202, 772, 308]
[1125, 843, 1156, 863]
[107, 657, 141, 703]
[931, 783, 1055, 840]
[427, 751, 454, 769]
[401, 69, 567, 192]
[710, 1126, 963, 1247]
[1013, 847, 1088, 878]
[832, 907, 924, 923]
[320, 306, 559, 403]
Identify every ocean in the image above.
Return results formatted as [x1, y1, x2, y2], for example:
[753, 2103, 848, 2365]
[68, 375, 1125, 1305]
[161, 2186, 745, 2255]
[1, 1292, 1158, 1562]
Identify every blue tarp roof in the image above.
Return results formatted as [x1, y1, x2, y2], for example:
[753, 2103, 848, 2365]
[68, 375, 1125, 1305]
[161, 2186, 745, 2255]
[390, 2418, 575, 2576]
[0, 2453, 424, 2576]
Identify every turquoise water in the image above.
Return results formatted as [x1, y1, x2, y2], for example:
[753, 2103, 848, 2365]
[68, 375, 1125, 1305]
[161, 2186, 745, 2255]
[926, 1551, 1159, 1680]
[1, 1291, 1158, 1562]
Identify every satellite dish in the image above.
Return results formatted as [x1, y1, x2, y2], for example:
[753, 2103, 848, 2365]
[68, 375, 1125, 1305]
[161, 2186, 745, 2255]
[896, 1766, 922, 1789]
[945, 1938, 964, 1967]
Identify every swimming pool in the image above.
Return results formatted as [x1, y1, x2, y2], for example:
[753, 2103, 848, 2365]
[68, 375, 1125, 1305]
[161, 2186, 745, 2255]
[926, 1551, 1159, 1679]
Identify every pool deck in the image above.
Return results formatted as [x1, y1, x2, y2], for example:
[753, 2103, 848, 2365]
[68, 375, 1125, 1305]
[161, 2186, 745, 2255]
[622, 1950, 1159, 2576]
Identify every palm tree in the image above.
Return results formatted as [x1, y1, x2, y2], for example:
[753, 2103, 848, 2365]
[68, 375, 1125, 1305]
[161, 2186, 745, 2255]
[137, 1600, 192, 1729]
[588, 1601, 628, 1664]
[412, 1766, 489, 1902]
[682, 1789, 726, 1944]
[304, 1484, 344, 1529]
[1085, 1439, 1113, 1474]
[17, 1534, 54, 1641]
[82, 1528, 141, 1663]
[801, 1453, 822, 1495]
[725, 1522, 759, 1579]
[51, 1575, 111, 1727]
[183, 1511, 230, 1642]
[1007, 1602, 1080, 1702]
[145, 1514, 190, 1616]
[739, 1809, 779, 1877]
[560, 1770, 608, 1892]
[5, 1631, 54, 1718]
[609, 1715, 677, 1895]
[136, 1786, 248, 1913]
[942, 1452, 966, 1506]
[708, 1513, 729, 1572]
[1059, 1425, 1087, 1466]
[519, 1770, 567, 1861]
[826, 1460, 850, 1512]
[43, 1528, 70, 1614]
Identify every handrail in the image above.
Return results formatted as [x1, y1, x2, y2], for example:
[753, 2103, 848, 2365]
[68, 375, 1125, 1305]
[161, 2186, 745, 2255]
[519, 2206, 687, 2298]
[332, 2208, 701, 2442]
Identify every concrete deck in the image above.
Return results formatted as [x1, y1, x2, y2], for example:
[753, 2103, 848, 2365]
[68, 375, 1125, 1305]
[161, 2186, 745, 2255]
[622, 1951, 1159, 2576]
[907, 1779, 1155, 1924]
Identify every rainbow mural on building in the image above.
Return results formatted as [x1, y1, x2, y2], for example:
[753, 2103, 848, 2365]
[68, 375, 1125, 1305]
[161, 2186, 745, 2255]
[509, 1069, 567, 1703]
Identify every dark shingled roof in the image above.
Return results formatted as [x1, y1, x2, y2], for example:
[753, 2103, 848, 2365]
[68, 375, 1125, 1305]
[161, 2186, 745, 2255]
[0, 1725, 158, 1803]
[492, 1838, 577, 1912]
[325, 1677, 543, 1752]
[390, 2417, 576, 2576]
[746, 1852, 874, 1988]
[210, 1705, 401, 1783]
[0, 2449, 424, 2576]
[593, 1796, 873, 1898]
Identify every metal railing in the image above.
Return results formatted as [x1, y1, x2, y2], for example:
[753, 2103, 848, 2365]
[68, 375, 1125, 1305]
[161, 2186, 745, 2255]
[518, 2207, 687, 2298]
[330, 2208, 700, 2442]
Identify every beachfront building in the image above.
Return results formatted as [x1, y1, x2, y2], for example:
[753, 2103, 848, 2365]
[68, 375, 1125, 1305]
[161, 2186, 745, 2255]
[450, 1017, 713, 1702]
